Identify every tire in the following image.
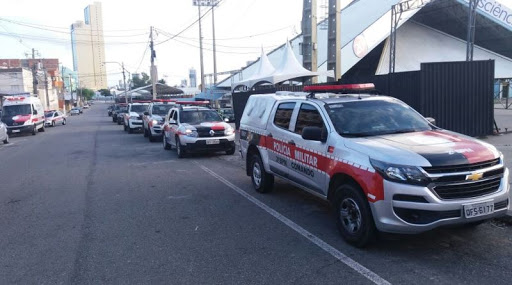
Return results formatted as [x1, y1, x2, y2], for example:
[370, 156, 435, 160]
[112, 117, 116, 122]
[149, 131, 157, 142]
[143, 126, 149, 137]
[117, 120, 122, 125]
[225, 147, 236, 155]
[163, 135, 171, 150]
[62, 119, 66, 125]
[128, 127, 133, 134]
[3, 135, 9, 144]
[39, 125, 45, 132]
[176, 136, 186, 158]
[124, 124, 128, 132]
[32, 125, 37, 135]
[249, 154, 274, 193]
[52, 121, 55, 127]
[334, 183, 377, 248]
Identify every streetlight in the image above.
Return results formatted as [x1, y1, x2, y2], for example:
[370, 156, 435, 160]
[103, 61, 128, 104]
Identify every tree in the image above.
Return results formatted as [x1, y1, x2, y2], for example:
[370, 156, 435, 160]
[132, 72, 151, 89]
[77, 88, 95, 101]
[158, 79, 166, 84]
[99, 89, 111, 97]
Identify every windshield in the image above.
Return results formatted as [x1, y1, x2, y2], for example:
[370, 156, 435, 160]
[45, 112, 54, 118]
[180, 110, 223, 124]
[119, 107, 128, 112]
[2, 105, 32, 117]
[152, 105, 173, 115]
[221, 109, 233, 115]
[327, 99, 431, 137]
[130, 105, 147, 113]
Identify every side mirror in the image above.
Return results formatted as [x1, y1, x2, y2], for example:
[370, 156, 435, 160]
[302, 126, 327, 143]
[426, 117, 436, 125]
[144, 111, 149, 116]
[169, 119, 177, 125]
[33, 110, 38, 115]
[224, 118, 229, 122]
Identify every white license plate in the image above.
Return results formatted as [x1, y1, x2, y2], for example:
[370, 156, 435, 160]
[463, 201, 494, 218]
[206, 139, 220, 145]
[12, 130, 20, 133]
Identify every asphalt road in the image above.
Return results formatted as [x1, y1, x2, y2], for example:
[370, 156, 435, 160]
[1, 103, 511, 284]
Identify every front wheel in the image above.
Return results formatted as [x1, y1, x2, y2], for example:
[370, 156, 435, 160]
[143, 127, 149, 137]
[250, 154, 274, 193]
[334, 184, 377, 248]
[163, 135, 171, 150]
[176, 137, 186, 158]
[3, 135, 9, 144]
[32, 125, 37, 135]
[62, 119, 66, 125]
[225, 147, 236, 155]
[39, 125, 45, 132]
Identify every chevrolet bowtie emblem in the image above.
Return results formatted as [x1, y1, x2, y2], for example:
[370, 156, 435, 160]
[466, 172, 483, 181]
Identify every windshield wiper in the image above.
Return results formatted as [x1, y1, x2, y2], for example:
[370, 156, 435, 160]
[383, 128, 418, 135]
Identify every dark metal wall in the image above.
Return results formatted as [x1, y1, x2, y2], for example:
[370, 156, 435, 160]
[420, 60, 494, 137]
[232, 60, 495, 137]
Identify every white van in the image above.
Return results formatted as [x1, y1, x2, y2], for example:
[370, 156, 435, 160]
[1, 96, 45, 135]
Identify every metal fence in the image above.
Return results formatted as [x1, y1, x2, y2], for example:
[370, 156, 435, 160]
[232, 60, 495, 137]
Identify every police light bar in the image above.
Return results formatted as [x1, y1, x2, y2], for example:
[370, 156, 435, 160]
[5, 96, 28, 101]
[303, 83, 375, 92]
[152, 99, 177, 103]
[175, 101, 210, 105]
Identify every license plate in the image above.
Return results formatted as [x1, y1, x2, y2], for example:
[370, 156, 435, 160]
[12, 130, 20, 133]
[206, 139, 220, 145]
[463, 201, 494, 218]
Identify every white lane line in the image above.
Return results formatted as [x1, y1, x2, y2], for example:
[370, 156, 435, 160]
[196, 163, 391, 285]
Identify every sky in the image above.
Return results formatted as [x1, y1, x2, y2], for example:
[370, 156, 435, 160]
[1, 0, 512, 88]
[0, 0, 307, 87]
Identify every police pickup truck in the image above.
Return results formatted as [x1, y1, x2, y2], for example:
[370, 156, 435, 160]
[239, 84, 510, 247]
[142, 100, 175, 142]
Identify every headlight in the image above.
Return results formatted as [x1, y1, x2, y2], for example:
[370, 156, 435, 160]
[185, 129, 198, 137]
[224, 127, 234, 136]
[370, 158, 429, 186]
[151, 120, 159, 125]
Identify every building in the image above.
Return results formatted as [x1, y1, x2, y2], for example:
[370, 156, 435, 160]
[0, 68, 59, 110]
[220, 0, 512, 95]
[189, 68, 197, 88]
[71, 2, 107, 90]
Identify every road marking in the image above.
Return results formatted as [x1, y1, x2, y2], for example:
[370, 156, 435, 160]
[196, 163, 391, 285]
[131, 160, 174, 166]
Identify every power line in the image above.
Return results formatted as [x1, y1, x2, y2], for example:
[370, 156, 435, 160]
[0, 31, 150, 46]
[0, 17, 147, 33]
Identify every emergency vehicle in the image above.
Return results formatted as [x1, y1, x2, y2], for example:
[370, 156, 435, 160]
[162, 101, 236, 158]
[142, 100, 176, 142]
[0, 96, 45, 135]
[123, 102, 150, 133]
[44, 110, 67, 127]
[239, 84, 510, 247]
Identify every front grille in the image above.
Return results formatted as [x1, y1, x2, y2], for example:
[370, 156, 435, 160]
[495, 199, 509, 210]
[394, 207, 461, 224]
[432, 177, 502, 199]
[422, 158, 500, 174]
[197, 129, 224, 137]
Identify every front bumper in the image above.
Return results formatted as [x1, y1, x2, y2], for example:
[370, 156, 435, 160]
[150, 125, 163, 136]
[370, 167, 510, 234]
[7, 125, 32, 134]
[179, 134, 236, 152]
[128, 119, 143, 129]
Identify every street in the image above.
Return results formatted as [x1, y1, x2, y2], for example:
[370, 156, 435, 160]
[1, 103, 512, 284]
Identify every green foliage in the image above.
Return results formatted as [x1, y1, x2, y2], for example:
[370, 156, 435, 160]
[77, 88, 95, 100]
[99, 89, 111, 97]
[132, 72, 151, 89]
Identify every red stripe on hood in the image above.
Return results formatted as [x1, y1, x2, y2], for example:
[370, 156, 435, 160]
[14, 115, 31, 123]
[421, 131, 495, 163]
[210, 123, 225, 131]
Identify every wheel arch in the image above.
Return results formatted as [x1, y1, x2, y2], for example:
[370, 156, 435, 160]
[246, 144, 261, 176]
[327, 173, 365, 203]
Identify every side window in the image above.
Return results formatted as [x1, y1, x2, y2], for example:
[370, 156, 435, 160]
[294, 103, 325, 135]
[273, 102, 296, 130]
[168, 110, 175, 121]
[172, 110, 177, 121]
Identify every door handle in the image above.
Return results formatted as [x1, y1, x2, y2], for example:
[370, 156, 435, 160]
[288, 140, 296, 146]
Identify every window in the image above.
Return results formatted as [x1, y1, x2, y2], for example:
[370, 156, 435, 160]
[273, 102, 295, 130]
[172, 110, 177, 121]
[294, 104, 325, 135]
[168, 110, 175, 121]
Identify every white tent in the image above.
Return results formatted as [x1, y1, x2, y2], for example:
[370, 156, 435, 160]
[232, 42, 334, 90]
[232, 48, 276, 90]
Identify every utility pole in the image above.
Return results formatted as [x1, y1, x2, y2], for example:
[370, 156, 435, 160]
[302, 0, 318, 84]
[198, 5, 205, 92]
[122, 62, 128, 104]
[212, 2, 218, 85]
[31, 48, 38, 96]
[466, 0, 479, 61]
[150, 26, 158, 100]
[44, 68, 50, 109]
[327, 0, 341, 81]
